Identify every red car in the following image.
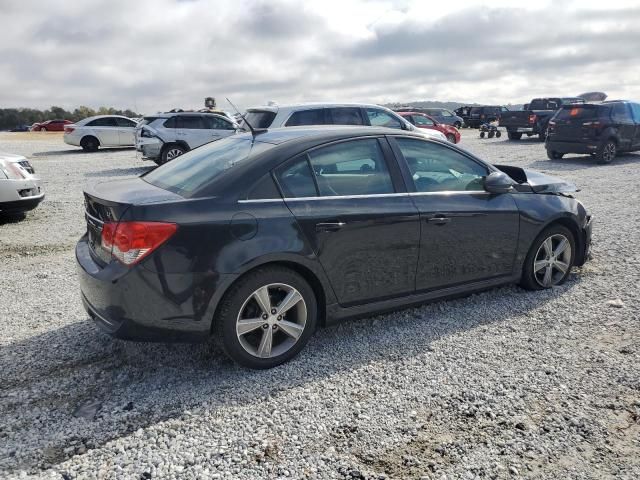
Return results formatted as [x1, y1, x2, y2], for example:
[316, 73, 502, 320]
[398, 112, 461, 144]
[30, 119, 73, 132]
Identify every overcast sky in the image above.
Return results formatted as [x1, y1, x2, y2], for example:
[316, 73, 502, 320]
[1, 0, 639, 113]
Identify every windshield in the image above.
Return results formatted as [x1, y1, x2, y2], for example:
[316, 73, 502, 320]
[143, 137, 265, 197]
[243, 110, 276, 128]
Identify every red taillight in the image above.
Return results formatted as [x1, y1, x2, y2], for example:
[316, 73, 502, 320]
[528, 114, 537, 124]
[64, 127, 75, 133]
[101, 221, 177, 265]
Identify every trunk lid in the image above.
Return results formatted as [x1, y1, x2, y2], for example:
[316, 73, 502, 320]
[83, 177, 183, 263]
[549, 104, 604, 140]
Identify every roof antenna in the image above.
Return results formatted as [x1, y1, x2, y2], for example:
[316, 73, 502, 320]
[226, 97, 267, 136]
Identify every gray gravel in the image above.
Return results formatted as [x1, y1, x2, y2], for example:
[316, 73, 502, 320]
[1, 130, 639, 480]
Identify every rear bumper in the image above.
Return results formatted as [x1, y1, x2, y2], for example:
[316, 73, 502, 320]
[0, 193, 44, 214]
[546, 139, 600, 155]
[76, 235, 236, 342]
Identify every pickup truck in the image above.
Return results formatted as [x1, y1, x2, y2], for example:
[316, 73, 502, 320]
[500, 97, 585, 141]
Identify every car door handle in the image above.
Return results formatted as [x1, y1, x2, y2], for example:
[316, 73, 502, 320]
[316, 222, 346, 232]
[426, 216, 451, 225]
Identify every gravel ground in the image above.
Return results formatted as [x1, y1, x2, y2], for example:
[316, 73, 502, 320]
[0, 130, 638, 480]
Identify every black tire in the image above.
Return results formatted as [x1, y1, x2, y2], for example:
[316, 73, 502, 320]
[446, 133, 457, 143]
[488, 131, 495, 138]
[214, 266, 318, 369]
[160, 144, 186, 164]
[480, 131, 485, 138]
[39, 127, 47, 132]
[80, 136, 99, 152]
[453, 121, 462, 128]
[495, 130, 502, 138]
[596, 140, 616, 164]
[520, 225, 575, 291]
[538, 131, 547, 142]
[547, 150, 564, 160]
[507, 131, 522, 140]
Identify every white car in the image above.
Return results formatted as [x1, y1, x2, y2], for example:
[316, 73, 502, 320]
[241, 103, 448, 142]
[0, 153, 44, 215]
[64, 115, 139, 152]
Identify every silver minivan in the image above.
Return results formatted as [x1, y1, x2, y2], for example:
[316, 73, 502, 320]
[136, 112, 240, 164]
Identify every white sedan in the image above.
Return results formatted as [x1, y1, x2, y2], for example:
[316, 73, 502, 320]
[0, 153, 44, 215]
[63, 115, 138, 152]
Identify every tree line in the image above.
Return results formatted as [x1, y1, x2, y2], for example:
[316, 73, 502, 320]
[0, 106, 140, 130]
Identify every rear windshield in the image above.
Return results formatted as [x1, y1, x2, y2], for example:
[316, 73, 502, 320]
[530, 99, 560, 110]
[243, 110, 276, 128]
[555, 105, 606, 121]
[143, 137, 266, 197]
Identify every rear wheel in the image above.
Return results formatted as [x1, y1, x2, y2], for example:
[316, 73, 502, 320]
[453, 121, 462, 128]
[480, 131, 485, 138]
[547, 150, 564, 160]
[214, 266, 318, 369]
[495, 130, 502, 138]
[538, 131, 547, 142]
[520, 225, 575, 290]
[488, 131, 495, 138]
[80, 136, 99, 152]
[160, 144, 186, 164]
[39, 127, 47, 132]
[446, 133, 457, 143]
[507, 131, 522, 140]
[596, 140, 616, 164]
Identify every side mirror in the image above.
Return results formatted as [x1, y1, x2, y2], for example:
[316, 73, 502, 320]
[484, 171, 513, 194]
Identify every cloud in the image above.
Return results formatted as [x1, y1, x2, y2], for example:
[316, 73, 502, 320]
[0, 0, 638, 113]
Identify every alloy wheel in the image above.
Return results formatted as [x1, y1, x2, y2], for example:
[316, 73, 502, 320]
[166, 148, 184, 161]
[236, 283, 307, 359]
[533, 234, 572, 288]
[601, 142, 616, 163]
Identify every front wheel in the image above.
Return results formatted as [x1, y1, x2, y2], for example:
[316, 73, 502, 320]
[520, 225, 575, 290]
[446, 133, 457, 143]
[495, 130, 502, 138]
[39, 127, 47, 132]
[480, 131, 485, 138]
[454, 122, 462, 128]
[507, 131, 522, 140]
[547, 150, 564, 160]
[214, 267, 318, 369]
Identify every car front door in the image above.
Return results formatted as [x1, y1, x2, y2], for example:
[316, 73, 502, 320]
[204, 115, 237, 142]
[274, 137, 420, 306]
[390, 136, 520, 292]
[114, 117, 137, 146]
[176, 115, 210, 149]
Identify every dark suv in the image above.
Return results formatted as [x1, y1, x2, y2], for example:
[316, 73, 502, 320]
[466, 106, 510, 128]
[546, 101, 640, 163]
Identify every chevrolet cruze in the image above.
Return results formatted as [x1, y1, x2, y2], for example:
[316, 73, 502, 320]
[77, 126, 593, 369]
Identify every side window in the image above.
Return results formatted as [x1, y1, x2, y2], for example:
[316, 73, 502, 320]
[163, 117, 177, 128]
[114, 117, 137, 127]
[395, 138, 488, 193]
[177, 116, 206, 129]
[412, 115, 435, 126]
[307, 139, 394, 196]
[441, 110, 453, 117]
[611, 104, 632, 123]
[365, 108, 402, 129]
[285, 109, 326, 127]
[328, 107, 364, 125]
[630, 103, 640, 122]
[275, 156, 317, 198]
[87, 117, 117, 127]
[205, 116, 235, 130]
[247, 173, 281, 200]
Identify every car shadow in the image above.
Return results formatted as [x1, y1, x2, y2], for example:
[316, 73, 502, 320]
[84, 166, 154, 178]
[526, 152, 640, 172]
[32, 147, 135, 157]
[0, 212, 27, 225]
[0, 276, 582, 473]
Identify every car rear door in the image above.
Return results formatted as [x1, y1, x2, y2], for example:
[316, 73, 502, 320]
[88, 117, 119, 146]
[274, 137, 420, 306]
[176, 115, 211, 149]
[389, 137, 520, 292]
[610, 103, 636, 150]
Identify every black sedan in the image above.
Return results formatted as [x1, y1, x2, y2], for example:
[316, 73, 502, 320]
[77, 126, 593, 369]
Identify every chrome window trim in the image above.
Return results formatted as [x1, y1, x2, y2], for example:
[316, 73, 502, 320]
[408, 190, 489, 196]
[238, 191, 492, 203]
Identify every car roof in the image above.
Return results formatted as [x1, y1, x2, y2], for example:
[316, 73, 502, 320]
[81, 115, 133, 121]
[246, 102, 396, 113]
[145, 112, 231, 119]
[243, 125, 424, 145]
